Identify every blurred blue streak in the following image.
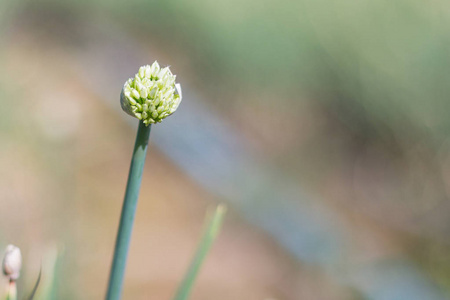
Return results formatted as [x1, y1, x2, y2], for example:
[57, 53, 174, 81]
[155, 97, 345, 267]
[155, 91, 447, 300]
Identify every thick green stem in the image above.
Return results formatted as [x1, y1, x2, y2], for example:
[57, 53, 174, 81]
[106, 121, 151, 300]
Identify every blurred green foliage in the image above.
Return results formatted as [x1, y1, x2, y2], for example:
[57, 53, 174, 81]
[6, 0, 450, 133]
[95, 0, 450, 134]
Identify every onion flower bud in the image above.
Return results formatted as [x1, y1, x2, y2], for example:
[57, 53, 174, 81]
[120, 61, 182, 125]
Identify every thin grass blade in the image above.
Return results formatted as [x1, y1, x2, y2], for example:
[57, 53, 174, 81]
[26, 267, 42, 300]
[173, 204, 227, 300]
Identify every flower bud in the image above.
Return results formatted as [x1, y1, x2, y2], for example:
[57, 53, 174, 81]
[120, 61, 182, 125]
[2, 245, 22, 281]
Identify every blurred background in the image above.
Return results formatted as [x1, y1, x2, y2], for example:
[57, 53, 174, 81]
[0, 0, 450, 299]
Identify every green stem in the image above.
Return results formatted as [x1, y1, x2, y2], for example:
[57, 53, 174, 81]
[6, 281, 16, 300]
[106, 121, 151, 300]
[173, 204, 227, 300]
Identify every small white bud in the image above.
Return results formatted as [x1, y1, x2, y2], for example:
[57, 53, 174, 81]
[139, 87, 148, 99]
[136, 82, 144, 93]
[135, 103, 142, 111]
[2, 245, 22, 281]
[139, 67, 145, 78]
[151, 61, 160, 76]
[131, 89, 140, 100]
[145, 65, 151, 78]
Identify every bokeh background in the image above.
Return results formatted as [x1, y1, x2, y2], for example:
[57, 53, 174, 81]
[0, 0, 450, 299]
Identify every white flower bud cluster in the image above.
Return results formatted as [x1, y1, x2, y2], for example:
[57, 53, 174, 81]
[121, 61, 182, 125]
[2, 245, 21, 281]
